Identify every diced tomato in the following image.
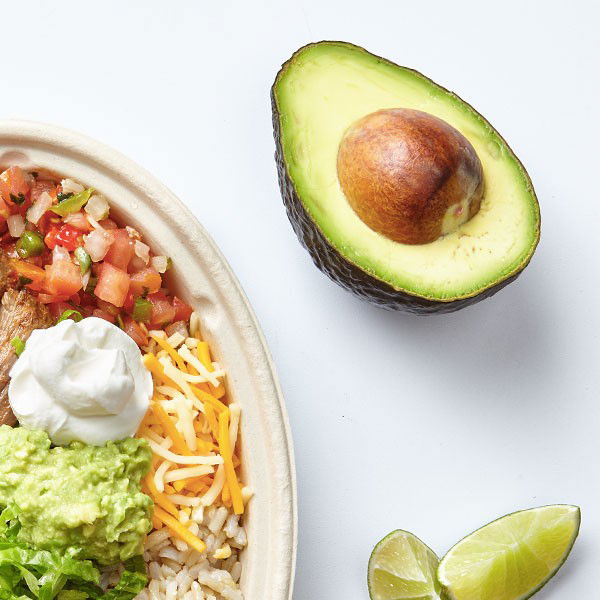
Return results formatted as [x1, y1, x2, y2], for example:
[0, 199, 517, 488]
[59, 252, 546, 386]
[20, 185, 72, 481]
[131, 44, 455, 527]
[0, 196, 8, 220]
[92, 308, 116, 324]
[104, 229, 134, 271]
[95, 262, 130, 308]
[123, 316, 148, 346]
[96, 299, 121, 317]
[48, 301, 73, 320]
[0, 167, 30, 210]
[31, 179, 56, 203]
[79, 305, 94, 318]
[44, 259, 83, 296]
[37, 211, 57, 236]
[38, 293, 70, 304]
[11, 259, 46, 290]
[129, 267, 161, 296]
[99, 218, 118, 230]
[64, 211, 91, 231]
[147, 292, 176, 327]
[173, 296, 193, 321]
[44, 225, 59, 250]
[123, 290, 135, 313]
[79, 291, 97, 307]
[45, 224, 82, 251]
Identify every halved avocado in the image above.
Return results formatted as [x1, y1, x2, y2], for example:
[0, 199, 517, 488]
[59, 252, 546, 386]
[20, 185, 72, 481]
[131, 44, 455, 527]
[272, 42, 540, 313]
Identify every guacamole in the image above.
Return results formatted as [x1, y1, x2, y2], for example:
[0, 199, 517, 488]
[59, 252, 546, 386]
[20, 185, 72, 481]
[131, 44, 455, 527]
[0, 426, 152, 565]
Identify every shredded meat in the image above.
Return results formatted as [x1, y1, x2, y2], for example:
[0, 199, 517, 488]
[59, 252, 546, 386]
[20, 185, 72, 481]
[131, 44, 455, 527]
[0, 252, 10, 297]
[0, 288, 52, 425]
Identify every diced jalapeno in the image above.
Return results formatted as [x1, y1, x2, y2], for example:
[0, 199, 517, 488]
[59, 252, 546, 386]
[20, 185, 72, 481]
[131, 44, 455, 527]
[16, 231, 45, 258]
[56, 309, 83, 324]
[50, 188, 94, 216]
[132, 297, 152, 323]
[10, 336, 25, 356]
[74, 246, 92, 274]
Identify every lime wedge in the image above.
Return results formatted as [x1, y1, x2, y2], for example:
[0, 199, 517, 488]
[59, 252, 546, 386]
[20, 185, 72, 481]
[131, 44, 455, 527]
[437, 505, 580, 600]
[368, 529, 443, 600]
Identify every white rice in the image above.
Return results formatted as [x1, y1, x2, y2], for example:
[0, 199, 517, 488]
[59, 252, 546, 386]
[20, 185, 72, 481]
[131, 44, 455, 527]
[135, 505, 246, 600]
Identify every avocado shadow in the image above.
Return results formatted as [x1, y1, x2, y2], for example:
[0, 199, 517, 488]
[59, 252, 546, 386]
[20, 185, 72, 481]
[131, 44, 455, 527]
[344, 265, 561, 410]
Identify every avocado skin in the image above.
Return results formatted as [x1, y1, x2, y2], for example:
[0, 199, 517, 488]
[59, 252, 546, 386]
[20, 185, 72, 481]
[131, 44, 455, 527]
[271, 42, 540, 314]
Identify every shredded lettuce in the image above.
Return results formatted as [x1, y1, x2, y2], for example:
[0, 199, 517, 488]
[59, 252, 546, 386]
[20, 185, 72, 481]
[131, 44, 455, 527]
[0, 508, 146, 600]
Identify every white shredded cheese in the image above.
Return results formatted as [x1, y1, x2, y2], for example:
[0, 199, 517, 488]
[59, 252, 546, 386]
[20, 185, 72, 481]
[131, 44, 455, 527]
[163, 465, 213, 483]
[155, 460, 173, 493]
[145, 439, 223, 465]
[166, 494, 202, 507]
[177, 345, 221, 387]
[201, 464, 226, 507]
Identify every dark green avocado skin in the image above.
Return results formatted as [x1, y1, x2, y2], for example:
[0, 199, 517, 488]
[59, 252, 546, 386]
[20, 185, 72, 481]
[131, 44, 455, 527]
[271, 42, 539, 315]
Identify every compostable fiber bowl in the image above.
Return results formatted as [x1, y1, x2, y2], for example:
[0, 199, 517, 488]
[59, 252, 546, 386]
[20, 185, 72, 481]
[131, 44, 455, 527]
[0, 120, 297, 600]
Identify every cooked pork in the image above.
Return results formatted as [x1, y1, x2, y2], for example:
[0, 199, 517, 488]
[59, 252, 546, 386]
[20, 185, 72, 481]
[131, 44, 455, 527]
[0, 252, 10, 296]
[0, 288, 52, 425]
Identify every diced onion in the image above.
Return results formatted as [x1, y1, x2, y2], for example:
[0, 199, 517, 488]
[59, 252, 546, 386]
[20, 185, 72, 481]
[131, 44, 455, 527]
[7, 214, 25, 238]
[26, 191, 53, 225]
[63, 211, 90, 230]
[82, 270, 91, 290]
[125, 225, 141, 240]
[151, 255, 169, 273]
[84, 194, 109, 221]
[52, 245, 70, 262]
[134, 240, 150, 265]
[84, 229, 113, 262]
[166, 331, 185, 348]
[61, 178, 84, 195]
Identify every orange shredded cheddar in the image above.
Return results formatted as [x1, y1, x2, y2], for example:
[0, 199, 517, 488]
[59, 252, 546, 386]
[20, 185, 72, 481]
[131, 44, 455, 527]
[135, 409, 152, 436]
[196, 342, 212, 371]
[203, 404, 219, 439]
[151, 514, 163, 529]
[210, 383, 226, 399]
[143, 353, 178, 388]
[151, 402, 191, 456]
[184, 476, 213, 494]
[192, 387, 228, 413]
[144, 473, 179, 518]
[218, 409, 243, 515]
[153, 506, 206, 553]
[152, 335, 187, 371]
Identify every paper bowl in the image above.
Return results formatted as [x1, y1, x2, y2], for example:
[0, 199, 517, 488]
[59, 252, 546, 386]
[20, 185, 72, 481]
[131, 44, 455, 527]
[0, 120, 297, 599]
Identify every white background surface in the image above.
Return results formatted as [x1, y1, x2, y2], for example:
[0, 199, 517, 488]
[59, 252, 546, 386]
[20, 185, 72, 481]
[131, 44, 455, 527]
[2, 1, 599, 597]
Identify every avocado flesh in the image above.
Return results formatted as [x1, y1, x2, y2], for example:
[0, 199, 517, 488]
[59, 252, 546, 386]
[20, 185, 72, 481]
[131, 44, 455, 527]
[273, 42, 540, 304]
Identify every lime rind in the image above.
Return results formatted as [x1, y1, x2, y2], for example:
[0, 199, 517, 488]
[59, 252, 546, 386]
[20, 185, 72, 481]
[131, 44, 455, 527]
[437, 505, 581, 600]
[368, 529, 443, 600]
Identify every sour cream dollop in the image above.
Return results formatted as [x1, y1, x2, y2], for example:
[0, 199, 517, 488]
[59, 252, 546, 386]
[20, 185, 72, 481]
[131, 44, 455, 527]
[9, 317, 152, 446]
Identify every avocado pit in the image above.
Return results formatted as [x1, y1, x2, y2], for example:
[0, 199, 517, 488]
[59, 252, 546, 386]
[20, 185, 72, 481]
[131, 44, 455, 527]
[336, 108, 484, 245]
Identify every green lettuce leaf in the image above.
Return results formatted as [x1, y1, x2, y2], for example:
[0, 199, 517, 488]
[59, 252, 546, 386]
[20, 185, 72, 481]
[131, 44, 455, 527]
[0, 506, 146, 600]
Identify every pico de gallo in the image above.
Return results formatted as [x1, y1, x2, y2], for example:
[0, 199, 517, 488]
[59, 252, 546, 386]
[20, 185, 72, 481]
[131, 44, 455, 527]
[0, 166, 193, 346]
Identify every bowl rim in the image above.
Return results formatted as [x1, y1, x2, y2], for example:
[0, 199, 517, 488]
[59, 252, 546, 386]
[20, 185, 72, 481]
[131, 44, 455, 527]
[0, 119, 297, 599]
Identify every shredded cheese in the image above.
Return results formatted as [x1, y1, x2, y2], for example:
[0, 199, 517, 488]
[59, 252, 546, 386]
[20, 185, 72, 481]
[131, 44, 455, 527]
[154, 459, 173, 493]
[146, 439, 223, 466]
[139, 313, 246, 546]
[153, 506, 206, 553]
[163, 465, 214, 483]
